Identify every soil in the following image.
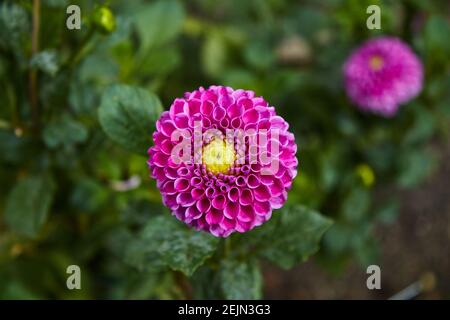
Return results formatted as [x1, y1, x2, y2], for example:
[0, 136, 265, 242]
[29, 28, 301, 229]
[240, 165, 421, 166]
[263, 142, 450, 299]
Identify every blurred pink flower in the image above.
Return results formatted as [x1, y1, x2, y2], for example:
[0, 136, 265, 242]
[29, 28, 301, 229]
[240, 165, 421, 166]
[148, 85, 298, 237]
[343, 37, 423, 117]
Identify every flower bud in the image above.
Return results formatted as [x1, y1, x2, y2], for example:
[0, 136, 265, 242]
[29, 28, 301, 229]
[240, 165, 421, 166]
[92, 6, 116, 34]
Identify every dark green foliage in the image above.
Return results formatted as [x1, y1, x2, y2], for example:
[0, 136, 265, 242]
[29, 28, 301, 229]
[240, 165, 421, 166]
[0, 0, 448, 299]
[219, 259, 262, 300]
[125, 215, 219, 276]
[5, 174, 55, 237]
[243, 205, 333, 269]
[98, 84, 163, 154]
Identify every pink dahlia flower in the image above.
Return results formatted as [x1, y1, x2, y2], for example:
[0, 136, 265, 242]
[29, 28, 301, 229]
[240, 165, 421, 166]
[148, 86, 298, 237]
[343, 36, 423, 117]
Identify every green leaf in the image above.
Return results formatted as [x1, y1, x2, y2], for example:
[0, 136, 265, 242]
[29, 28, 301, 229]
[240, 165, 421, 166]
[69, 178, 109, 213]
[397, 149, 435, 188]
[5, 174, 56, 237]
[202, 31, 227, 77]
[0, 3, 29, 52]
[98, 84, 163, 154]
[135, 0, 184, 52]
[30, 50, 59, 76]
[124, 236, 166, 272]
[140, 48, 180, 77]
[341, 187, 371, 223]
[319, 144, 346, 191]
[127, 215, 219, 276]
[0, 130, 32, 164]
[322, 222, 353, 255]
[424, 16, 450, 54]
[191, 266, 222, 299]
[375, 200, 399, 225]
[158, 231, 218, 276]
[403, 103, 435, 145]
[244, 41, 274, 70]
[42, 115, 88, 148]
[222, 69, 258, 90]
[354, 239, 379, 267]
[248, 205, 333, 269]
[42, 0, 70, 8]
[0, 281, 41, 300]
[220, 259, 262, 300]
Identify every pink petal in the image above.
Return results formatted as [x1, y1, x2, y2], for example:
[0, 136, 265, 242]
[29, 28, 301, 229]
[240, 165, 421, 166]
[219, 218, 236, 231]
[205, 208, 224, 225]
[227, 104, 243, 118]
[176, 192, 195, 207]
[237, 97, 253, 110]
[224, 202, 239, 219]
[196, 197, 211, 213]
[186, 99, 201, 116]
[160, 120, 176, 137]
[159, 139, 173, 155]
[247, 174, 260, 189]
[230, 117, 242, 129]
[191, 188, 205, 200]
[268, 178, 284, 197]
[205, 186, 217, 198]
[174, 114, 189, 129]
[218, 93, 233, 109]
[236, 220, 253, 233]
[270, 191, 287, 209]
[201, 90, 217, 103]
[177, 167, 191, 177]
[254, 184, 271, 201]
[152, 167, 166, 181]
[190, 176, 203, 187]
[212, 106, 226, 121]
[174, 178, 190, 192]
[235, 176, 246, 187]
[200, 100, 214, 116]
[254, 201, 271, 216]
[161, 180, 176, 195]
[153, 132, 166, 146]
[163, 194, 178, 209]
[242, 109, 259, 124]
[239, 189, 254, 205]
[152, 152, 169, 167]
[186, 205, 203, 220]
[237, 204, 255, 223]
[228, 187, 239, 202]
[212, 194, 226, 210]
[169, 99, 185, 118]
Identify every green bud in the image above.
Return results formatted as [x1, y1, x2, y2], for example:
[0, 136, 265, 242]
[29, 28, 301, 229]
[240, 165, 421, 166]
[92, 6, 116, 34]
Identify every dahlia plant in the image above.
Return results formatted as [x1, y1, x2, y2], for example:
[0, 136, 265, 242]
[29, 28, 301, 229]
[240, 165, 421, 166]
[148, 85, 298, 236]
[97, 83, 331, 298]
[1, 0, 449, 300]
[343, 37, 423, 116]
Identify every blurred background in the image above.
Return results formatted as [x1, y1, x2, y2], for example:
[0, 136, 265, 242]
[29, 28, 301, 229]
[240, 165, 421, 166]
[0, 0, 449, 299]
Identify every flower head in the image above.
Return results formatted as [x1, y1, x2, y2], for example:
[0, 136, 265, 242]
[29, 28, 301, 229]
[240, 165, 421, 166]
[343, 37, 423, 116]
[148, 86, 298, 237]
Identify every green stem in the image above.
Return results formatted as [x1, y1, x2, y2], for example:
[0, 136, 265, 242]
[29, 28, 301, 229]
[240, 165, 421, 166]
[68, 28, 96, 67]
[224, 237, 231, 258]
[28, 0, 40, 133]
[7, 82, 20, 128]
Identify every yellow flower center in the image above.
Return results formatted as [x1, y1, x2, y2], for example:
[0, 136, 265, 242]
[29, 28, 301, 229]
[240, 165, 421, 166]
[369, 55, 384, 71]
[202, 138, 236, 175]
